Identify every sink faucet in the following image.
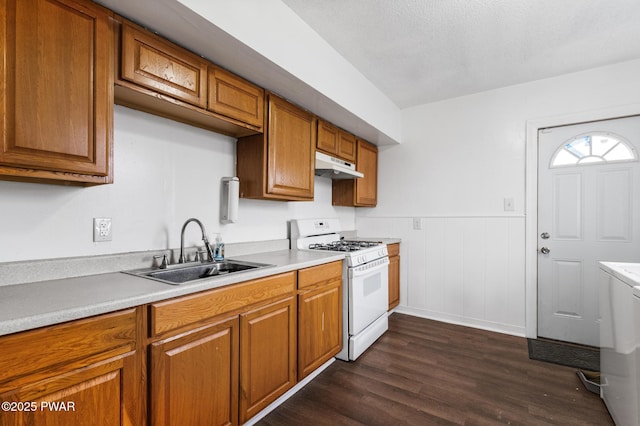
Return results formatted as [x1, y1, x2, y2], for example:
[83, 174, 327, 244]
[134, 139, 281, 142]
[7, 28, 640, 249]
[179, 218, 215, 263]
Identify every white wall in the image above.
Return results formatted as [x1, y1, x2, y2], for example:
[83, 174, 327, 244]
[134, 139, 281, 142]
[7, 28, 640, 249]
[174, 0, 402, 144]
[0, 106, 355, 263]
[358, 59, 640, 336]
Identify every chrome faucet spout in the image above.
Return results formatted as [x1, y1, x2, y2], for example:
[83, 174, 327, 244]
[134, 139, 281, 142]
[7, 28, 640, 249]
[179, 218, 214, 263]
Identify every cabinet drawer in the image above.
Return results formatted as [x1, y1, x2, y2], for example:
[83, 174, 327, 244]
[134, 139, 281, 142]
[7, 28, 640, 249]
[120, 21, 208, 108]
[150, 272, 296, 337]
[207, 66, 264, 130]
[298, 261, 342, 290]
[0, 308, 137, 386]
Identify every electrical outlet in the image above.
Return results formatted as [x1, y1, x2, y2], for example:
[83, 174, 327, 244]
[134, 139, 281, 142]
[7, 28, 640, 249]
[412, 217, 422, 230]
[93, 218, 112, 242]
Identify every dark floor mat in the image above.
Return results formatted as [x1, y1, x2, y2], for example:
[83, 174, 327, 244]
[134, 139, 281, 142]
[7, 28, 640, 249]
[528, 338, 599, 371]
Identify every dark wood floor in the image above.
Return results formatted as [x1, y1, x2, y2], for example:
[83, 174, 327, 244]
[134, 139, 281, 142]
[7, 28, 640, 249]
[258, 313, 613, 425]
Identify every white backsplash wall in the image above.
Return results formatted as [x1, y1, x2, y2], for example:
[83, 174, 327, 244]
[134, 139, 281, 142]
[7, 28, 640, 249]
[0, 106, 355, 263]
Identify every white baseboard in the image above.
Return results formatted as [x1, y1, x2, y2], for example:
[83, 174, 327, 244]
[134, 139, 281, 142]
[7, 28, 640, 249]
[393, 306, 526, 337]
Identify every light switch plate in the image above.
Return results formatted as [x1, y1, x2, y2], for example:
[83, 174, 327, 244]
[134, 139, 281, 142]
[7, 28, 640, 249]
[93, 218, 112, 242]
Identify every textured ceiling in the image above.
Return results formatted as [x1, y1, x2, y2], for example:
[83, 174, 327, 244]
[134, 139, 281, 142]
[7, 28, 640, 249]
[281, 0, 640, 108]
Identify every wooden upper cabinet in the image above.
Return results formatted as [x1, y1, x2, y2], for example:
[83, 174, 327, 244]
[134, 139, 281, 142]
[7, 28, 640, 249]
[120, 21, 207, 108]
[207, 66, 264, 131]
[114, 17, 263, 138]
[317, 120, 339, 155]
[338, 131, 357, 163]
[316, 119, 356, 163]
[267, 95, 315, 198]
[332, 139, 378, 207]
[237, 93, 316, 201]
[0, 0, 114, 185]
[355, 139, 378, 206]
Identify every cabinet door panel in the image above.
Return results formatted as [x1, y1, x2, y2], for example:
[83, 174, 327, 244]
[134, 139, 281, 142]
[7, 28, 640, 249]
[121, 22, 207, 108]
[1, 352, 136, 426]
[207, 67, 264, 130]
[317, 120, 339, 156]
[150, 316, 239, 426]
[0, 0, 112, 177]
[355, 140, 378, 206]
[331, 139, 378, 206]
[267, 95, 315, 199]
[388, 253, 400, 310]
[298, 281, 342, 379]
[240, 297, 296, 423]
[338, 131, 357, 163]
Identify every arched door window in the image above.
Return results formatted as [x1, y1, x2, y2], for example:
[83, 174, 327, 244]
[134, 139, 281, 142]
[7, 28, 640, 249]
[550, 132, 637, 168]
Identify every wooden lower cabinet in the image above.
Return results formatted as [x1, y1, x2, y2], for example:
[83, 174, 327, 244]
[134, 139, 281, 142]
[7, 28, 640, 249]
[239, 296, 297, 423]
[147, 270, 297, 425]
[298, 281, 342, 379]
[1, 352, 136, 426]
[150, 315, 239, 426]
[297, 261, 343, 380]
[0, 308, 142, 426]
[0, 266, 342, 425]
[388, 243, 400, 310]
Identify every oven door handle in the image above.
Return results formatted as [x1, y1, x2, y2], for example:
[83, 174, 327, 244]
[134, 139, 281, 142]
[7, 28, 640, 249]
[350, 257, 389, 277]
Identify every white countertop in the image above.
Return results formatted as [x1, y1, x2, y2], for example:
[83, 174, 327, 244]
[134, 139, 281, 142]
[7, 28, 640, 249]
[600, 262, 640, 287]
[0, 249, 345, 337]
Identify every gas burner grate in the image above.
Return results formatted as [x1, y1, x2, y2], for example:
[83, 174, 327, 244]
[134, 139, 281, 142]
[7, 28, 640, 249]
[308, 240, 382, 252]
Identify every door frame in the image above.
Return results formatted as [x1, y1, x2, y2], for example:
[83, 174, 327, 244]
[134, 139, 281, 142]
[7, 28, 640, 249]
[524, 103, 640, 339]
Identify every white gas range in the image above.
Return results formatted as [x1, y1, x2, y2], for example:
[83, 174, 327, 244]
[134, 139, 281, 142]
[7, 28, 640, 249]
[291, 218, 389, 361]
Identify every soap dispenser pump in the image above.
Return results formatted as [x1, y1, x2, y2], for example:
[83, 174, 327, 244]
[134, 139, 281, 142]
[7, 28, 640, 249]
[214, 233, 225, 261]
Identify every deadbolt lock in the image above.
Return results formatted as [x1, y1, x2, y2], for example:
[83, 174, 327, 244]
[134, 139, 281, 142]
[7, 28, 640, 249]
[541, 232, 550, 239]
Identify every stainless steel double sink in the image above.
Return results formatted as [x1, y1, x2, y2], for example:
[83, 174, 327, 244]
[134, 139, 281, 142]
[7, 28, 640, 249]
[124, 259, 274, 285]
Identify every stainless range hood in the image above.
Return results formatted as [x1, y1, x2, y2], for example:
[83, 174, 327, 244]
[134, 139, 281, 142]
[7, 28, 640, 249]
[315, 151, 363, 179]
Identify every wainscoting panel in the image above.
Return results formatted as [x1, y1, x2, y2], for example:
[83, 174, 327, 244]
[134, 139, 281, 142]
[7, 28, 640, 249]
[356, 216, 526, 336]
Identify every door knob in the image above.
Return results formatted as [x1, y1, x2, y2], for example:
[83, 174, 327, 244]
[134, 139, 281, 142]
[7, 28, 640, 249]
[540, 247, 550, 254]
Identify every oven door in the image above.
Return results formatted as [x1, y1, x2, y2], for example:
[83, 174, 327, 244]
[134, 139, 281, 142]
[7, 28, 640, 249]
[348, 257, 389, 335]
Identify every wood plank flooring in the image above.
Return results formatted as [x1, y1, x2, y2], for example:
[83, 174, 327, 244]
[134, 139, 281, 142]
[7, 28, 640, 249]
[258, 313, 613, 425]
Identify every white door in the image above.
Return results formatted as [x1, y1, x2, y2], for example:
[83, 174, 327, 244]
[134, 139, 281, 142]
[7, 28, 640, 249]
[538, 115, 640, 346]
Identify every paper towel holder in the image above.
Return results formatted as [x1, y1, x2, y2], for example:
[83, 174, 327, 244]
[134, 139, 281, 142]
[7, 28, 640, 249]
[220, 177, 239, 223]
